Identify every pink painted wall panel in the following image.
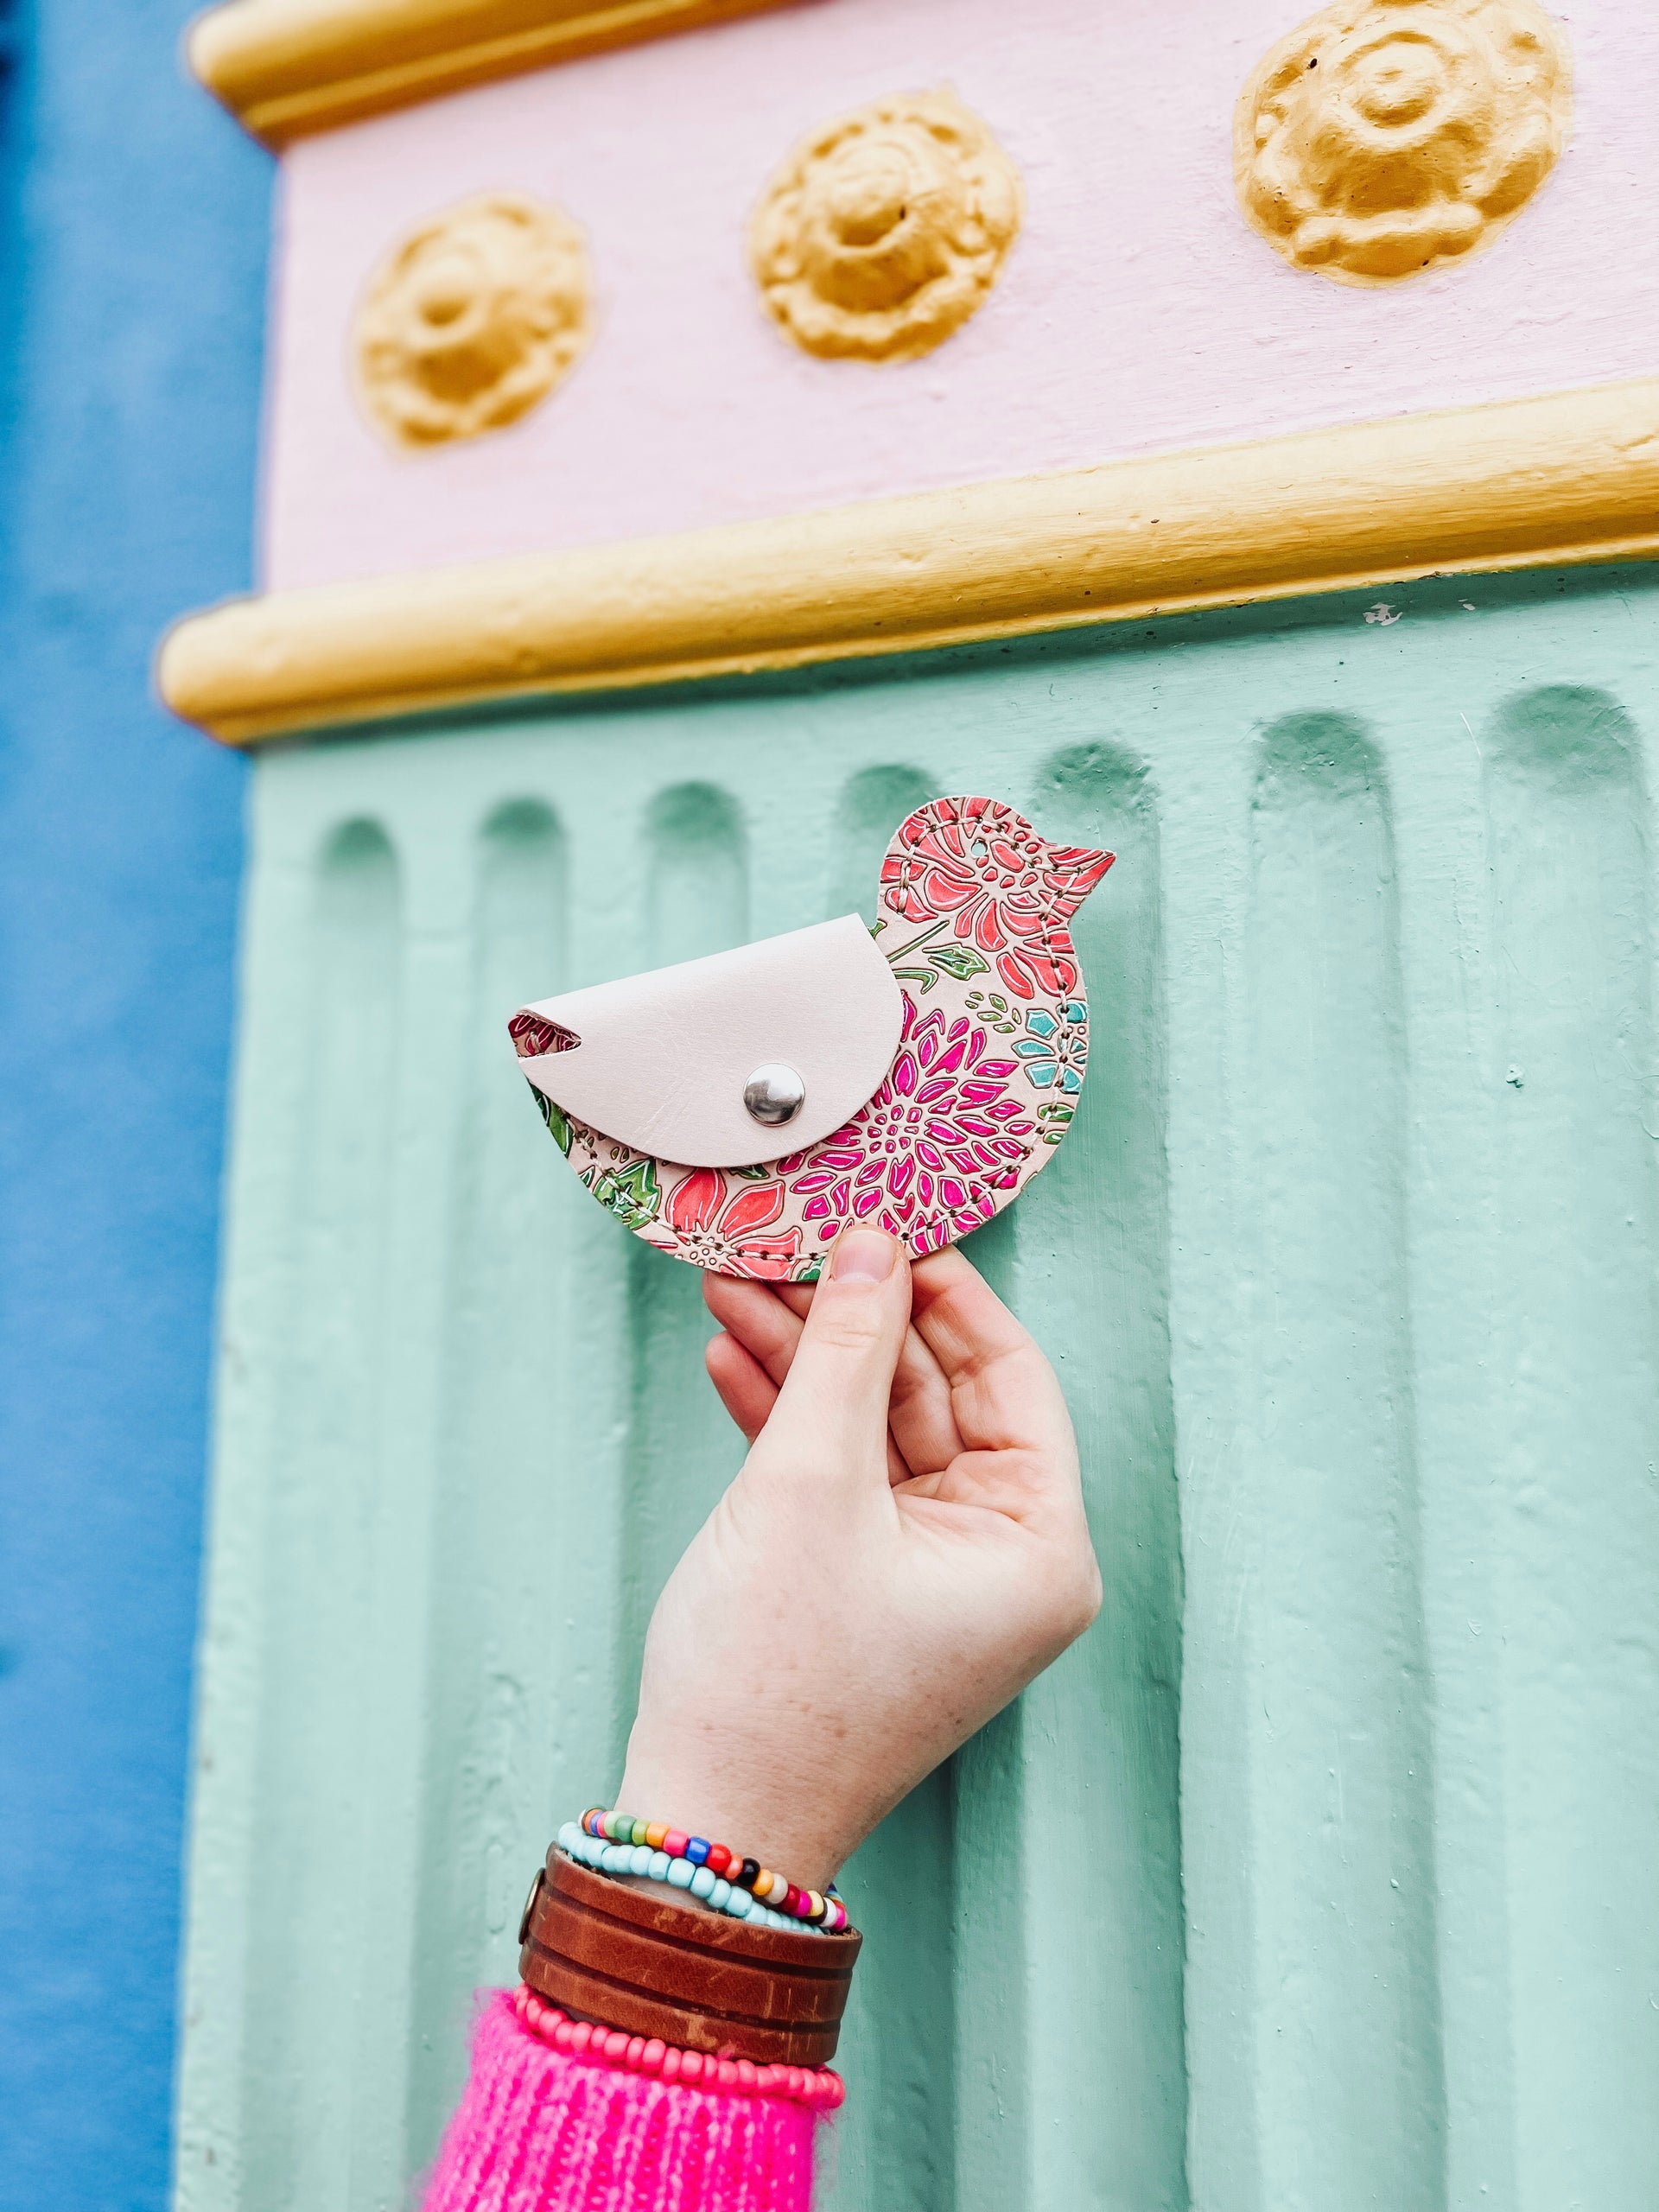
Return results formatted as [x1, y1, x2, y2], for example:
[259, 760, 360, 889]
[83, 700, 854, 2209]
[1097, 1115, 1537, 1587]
[261, 0, 1656, 591]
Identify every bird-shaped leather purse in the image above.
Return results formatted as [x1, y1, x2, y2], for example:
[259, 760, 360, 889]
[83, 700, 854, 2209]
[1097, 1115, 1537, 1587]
[508, 796, 1113, 1281]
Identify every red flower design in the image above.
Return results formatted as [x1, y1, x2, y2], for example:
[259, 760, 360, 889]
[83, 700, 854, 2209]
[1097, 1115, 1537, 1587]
[645, 1166, 802, 1280]
[880, 793, 1114, 1001]
[786, 995, 1036, 1251]
[509, 1011, 579, 1058]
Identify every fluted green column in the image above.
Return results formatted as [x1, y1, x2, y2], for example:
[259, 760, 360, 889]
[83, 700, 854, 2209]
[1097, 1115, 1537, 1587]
[179, 567, 1659, 2212]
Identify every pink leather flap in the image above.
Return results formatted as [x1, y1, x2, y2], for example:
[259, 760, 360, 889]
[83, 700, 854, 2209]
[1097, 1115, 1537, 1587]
[514, 915, 903, 1167]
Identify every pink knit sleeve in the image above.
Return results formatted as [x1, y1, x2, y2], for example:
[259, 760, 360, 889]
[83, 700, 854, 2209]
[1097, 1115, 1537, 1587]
[421, 1994, 824, 2212]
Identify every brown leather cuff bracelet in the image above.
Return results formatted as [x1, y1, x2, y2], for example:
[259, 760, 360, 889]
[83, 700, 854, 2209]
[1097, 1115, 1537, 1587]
[518, 1847, 861, 2067]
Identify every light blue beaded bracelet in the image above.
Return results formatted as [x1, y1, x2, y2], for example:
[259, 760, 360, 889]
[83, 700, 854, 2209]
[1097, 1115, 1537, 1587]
[574, 1806, 849, 1931]
[556, 1821, 827, 1936]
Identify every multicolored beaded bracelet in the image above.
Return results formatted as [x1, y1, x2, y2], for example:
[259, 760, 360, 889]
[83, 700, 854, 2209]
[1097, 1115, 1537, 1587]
[557, 1821, 847, 1936]
[512, 1982, 845, 2109]
[564, 1813, 850, 1934]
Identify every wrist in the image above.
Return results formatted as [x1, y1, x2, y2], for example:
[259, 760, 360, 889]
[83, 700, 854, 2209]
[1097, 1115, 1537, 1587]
[614, 1751, 842, 1896]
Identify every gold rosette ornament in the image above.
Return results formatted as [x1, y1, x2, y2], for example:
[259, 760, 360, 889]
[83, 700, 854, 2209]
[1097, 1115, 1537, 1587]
[353, 193, 594, 448]
[1236, 0, 1571, 285]
[751, 92, 1021, 362]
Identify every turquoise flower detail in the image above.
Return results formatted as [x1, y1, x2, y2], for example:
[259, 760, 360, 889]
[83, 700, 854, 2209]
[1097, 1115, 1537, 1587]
[1012, 999, 1087, 1093]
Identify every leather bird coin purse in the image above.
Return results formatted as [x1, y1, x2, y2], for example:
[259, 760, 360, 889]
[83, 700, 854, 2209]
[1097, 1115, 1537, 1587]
[509, 795, 1113, 1281]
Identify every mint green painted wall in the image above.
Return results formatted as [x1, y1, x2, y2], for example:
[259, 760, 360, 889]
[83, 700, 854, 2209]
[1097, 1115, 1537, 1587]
[176, 570, 1659, 2212]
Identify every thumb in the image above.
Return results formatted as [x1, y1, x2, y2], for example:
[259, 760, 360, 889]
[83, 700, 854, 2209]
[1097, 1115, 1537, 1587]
[760, 1228, 910, 1480]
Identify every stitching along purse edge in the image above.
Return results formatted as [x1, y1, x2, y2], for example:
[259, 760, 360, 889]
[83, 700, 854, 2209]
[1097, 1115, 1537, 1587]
[509, 797, 1114, 1281]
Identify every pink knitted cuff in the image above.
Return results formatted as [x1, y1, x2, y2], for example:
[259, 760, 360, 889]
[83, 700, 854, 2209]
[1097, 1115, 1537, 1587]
[421, 1991, 824, 2212]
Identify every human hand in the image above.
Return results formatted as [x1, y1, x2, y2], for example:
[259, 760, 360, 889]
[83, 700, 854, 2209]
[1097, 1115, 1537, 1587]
[614, 1229, 1101, 1891]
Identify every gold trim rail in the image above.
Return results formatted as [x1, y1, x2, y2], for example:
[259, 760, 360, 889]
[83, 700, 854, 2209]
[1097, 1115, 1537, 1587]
[188, 0, 800, 143]
[158, 379, 1659, 748]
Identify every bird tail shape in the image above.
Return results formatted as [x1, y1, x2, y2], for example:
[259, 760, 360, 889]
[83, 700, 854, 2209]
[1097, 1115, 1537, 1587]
[1036, 839, 1116, 923]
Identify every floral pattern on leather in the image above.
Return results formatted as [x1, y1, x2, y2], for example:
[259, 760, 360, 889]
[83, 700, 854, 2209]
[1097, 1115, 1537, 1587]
[1013, 1000, 1087, 1094]
[511, 1011, 580, 1058]
[880, 793, 1107, 1001]
[785, 997, 1033, 1251]
[518, 798, 1113, 1279]
[640, 1167, 805, 1279]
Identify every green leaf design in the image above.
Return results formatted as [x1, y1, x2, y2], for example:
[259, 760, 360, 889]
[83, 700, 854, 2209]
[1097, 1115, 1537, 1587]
[883, 915, 945, 969]
[1036, 1098, 1076, 1146]
[892, 965, 941, 993]
[929, 942, 990, 982]
[593, 1155, 662, 1230]
[964, 985, 1020, 1034]
[531, 1084, 575, 1156]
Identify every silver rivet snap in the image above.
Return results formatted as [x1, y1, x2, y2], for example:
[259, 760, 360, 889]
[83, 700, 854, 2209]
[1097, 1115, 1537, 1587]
[744, 1063, 805, 1127]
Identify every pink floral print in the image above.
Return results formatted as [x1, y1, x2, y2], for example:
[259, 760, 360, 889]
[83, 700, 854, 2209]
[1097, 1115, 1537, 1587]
[784, 997, 1033, 1252]
[517, 796, 1113, 1280]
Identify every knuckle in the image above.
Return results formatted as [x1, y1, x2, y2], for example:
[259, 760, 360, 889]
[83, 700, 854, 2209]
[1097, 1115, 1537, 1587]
[1055, 1548, 1103, 1643]
[1077, 1557, 1104, 1630]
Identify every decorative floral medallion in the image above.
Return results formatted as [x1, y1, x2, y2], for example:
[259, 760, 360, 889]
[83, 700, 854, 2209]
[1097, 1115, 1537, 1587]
[750, 92, 1021, 362]
[1235, 0, 1571, 285]
[353, 193, 594, 448]
[517, 798, 1113, 1281]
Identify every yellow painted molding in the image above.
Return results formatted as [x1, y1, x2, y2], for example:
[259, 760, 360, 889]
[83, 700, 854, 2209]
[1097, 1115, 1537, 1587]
[187, 0, 804, 144]
[158, 378, 1659, 747]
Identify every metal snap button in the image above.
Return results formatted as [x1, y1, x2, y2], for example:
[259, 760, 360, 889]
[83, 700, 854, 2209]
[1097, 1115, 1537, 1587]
[744, 1063, 806, 1126]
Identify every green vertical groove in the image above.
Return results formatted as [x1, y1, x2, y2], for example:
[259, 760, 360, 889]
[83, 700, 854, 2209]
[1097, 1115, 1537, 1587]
[829, 763, 939, 924]
[950, 1672, 1030, 2212]
[823, 762, 956, 2212]
[1482, 689, 1659, 2211]
[242, 820, 403, 2212]
[617, 785, 751, 1759]
[1015, 747, 1186, 2211]
[1246, 716, 1444, 2212]
[829, 1777, 958, 2212]
[404, 801, 571, 2177]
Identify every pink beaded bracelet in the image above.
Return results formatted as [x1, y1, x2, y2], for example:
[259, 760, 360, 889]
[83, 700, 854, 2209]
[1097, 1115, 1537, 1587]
[511, 1983, 846, 2109]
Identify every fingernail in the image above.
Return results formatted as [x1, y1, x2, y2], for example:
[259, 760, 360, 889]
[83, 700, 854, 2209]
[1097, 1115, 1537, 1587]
[831, 1227, 897, 1282]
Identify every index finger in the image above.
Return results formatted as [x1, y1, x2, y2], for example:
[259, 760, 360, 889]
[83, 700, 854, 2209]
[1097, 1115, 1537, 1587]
[908, 1246, 1077, 1459]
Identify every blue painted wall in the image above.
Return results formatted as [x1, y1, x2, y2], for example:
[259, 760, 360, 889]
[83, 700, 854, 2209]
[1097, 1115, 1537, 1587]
[0, 3, 268, 2206]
